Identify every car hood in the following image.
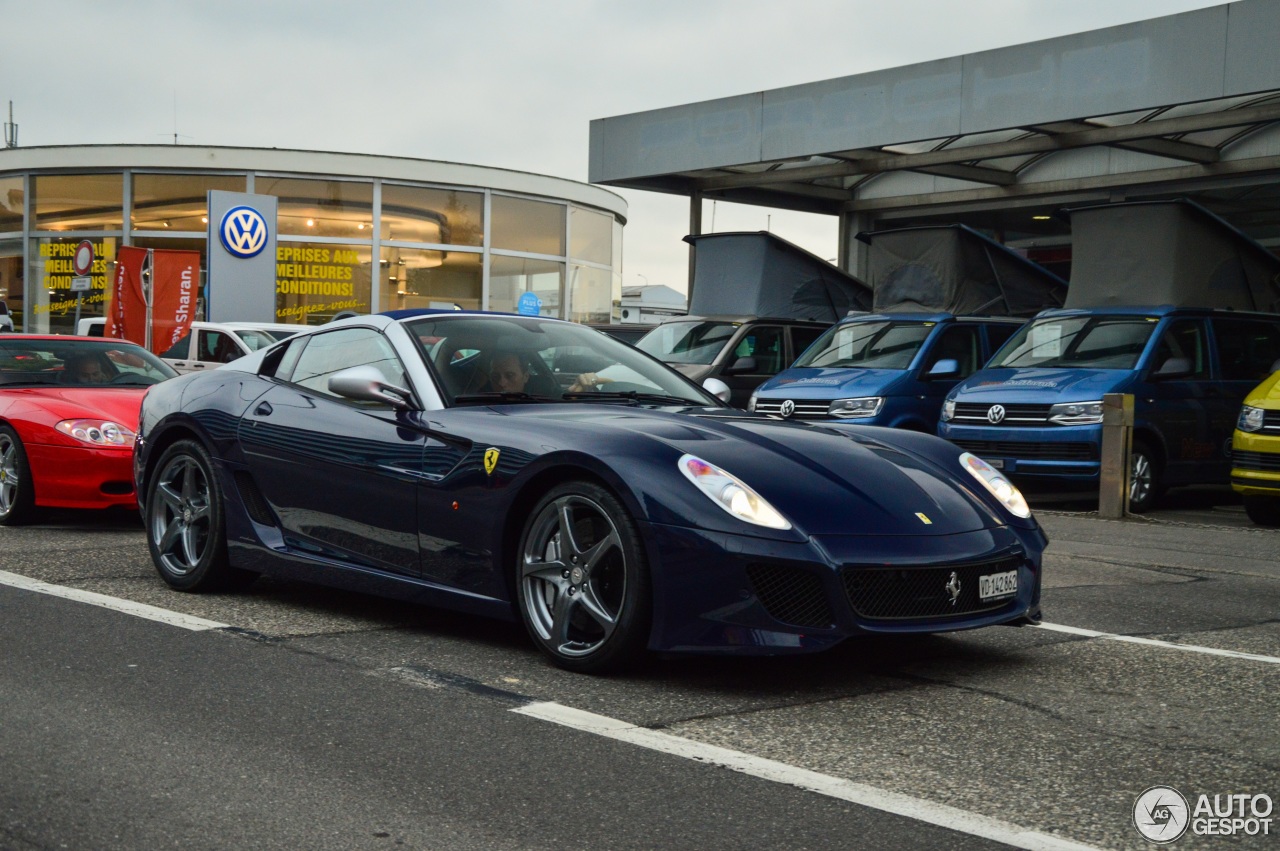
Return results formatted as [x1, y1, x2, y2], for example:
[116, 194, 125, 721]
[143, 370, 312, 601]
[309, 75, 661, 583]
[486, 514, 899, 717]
[756, 367, 906, 398]
[1, 386, 147, 427]
[1245, 372, 1280, 408]
[951, 367, 1134, 403]
[499, 405, 1002, 537]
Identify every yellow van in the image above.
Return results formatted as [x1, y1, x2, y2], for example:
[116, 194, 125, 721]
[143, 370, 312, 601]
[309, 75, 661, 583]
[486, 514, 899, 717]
[1232, 371, 1280, 525]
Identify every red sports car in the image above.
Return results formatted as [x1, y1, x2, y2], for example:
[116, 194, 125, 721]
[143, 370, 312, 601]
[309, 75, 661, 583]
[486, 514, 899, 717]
[0, 335, 177, 524]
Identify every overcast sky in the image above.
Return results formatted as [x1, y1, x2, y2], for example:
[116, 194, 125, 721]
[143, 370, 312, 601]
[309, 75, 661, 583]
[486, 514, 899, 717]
[2, 0, 1227, 294]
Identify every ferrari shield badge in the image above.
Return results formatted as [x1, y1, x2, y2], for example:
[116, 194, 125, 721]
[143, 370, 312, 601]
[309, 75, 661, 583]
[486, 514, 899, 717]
[483, 447, 500, 476]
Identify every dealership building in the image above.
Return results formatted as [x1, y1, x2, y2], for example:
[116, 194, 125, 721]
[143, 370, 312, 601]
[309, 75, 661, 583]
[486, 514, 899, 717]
[0, 146, 626, 333]
[589, 0, 1280, 290]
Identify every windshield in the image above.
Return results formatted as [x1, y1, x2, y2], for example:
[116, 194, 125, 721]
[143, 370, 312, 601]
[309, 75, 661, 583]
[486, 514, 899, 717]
[0, 338, 179, 387]
[992, 316, 1158, 369]
[794, 321, 933, 369]
[235, 329, 280, 352]
[407, 316, 717, 407]
[635, 321, 737, 365]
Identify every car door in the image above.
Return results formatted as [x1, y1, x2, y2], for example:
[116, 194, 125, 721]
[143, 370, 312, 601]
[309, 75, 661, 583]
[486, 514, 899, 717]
[237, 326, 426, 575]
[1144, 318, 1213, 484]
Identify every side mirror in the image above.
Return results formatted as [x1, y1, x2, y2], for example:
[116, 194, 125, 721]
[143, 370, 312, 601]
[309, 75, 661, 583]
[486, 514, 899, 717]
[925, 358, 961, 380]
[724, 356, 757, 375]
[329, 365, 414, 409]
[702, 377, 731, 404]
[1152, 357, 1192, 380]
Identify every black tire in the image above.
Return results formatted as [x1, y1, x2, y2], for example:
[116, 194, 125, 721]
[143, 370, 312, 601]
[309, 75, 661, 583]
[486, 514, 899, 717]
[145, 439, 255, 592]
[1243, 494, 1280, 527]
[1128, 439, 1163, 514]
[516, 481, 651, 674]
[0, 424, 38, 526]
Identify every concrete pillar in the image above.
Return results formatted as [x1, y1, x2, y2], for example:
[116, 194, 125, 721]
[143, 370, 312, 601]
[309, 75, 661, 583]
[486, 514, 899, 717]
[1099, 393, 1134, 518]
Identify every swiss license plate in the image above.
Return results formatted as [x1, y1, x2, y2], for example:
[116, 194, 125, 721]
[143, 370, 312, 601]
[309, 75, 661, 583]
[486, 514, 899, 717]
[986, 458, 1004, 469]
[979, 569, 1018, 601]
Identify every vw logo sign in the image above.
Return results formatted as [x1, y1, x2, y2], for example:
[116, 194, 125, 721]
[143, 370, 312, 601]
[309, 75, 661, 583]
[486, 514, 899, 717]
[219, 205, 269, 259]
[779, 400, 796, 418]
[987, 404, 1006, 424]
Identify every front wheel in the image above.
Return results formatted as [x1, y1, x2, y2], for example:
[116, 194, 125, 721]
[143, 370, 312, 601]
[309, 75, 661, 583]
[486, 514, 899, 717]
[146, 439, 254, 592]
[516, 482, 651, 673]
[0, 425, 38, 526]
[1128, 440, 1163, 514]
[1243, 494, 1280, 527]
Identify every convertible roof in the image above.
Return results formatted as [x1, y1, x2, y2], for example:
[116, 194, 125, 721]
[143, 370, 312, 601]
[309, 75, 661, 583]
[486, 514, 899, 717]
[1064, 198, 1280, 312]
[856, 224, 1067, 316]
[682, 231, 872, 323]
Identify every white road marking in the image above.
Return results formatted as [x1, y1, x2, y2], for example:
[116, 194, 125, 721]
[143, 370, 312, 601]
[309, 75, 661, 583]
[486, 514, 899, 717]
[513, 701, 1100, 851]
[0, 570, 227, 631]
[1035, 622, 1280, 665]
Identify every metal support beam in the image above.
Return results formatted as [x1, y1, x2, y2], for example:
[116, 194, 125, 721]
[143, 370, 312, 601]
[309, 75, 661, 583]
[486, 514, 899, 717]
[1030, 120, 1220, 163]
[909, 163, 1018, 185]
[687, 191, 702, 302]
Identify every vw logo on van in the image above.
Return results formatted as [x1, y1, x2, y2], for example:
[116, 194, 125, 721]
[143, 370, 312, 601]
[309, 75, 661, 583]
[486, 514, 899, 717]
[779, 400, 796, 418]
[219, 206, 269, 259]
[987, 404, 1006, 424]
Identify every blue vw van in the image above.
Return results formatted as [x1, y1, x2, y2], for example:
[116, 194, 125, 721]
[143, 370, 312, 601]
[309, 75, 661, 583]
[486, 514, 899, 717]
[938, 306, 1280, 511]
[749, 313, 1024, 429]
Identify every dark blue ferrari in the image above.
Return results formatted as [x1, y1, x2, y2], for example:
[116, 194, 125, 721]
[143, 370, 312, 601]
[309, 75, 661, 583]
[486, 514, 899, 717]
[134, 312, 1045, 673]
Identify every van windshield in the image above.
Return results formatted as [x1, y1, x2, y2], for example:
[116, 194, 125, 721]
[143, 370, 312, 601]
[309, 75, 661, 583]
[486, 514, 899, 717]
[635, 321, 737, 365]
[793, 321, 932, 369]
[993, 316, 1158, 369]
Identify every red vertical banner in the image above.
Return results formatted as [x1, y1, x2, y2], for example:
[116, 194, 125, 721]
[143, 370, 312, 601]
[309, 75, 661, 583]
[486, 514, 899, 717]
[150, 249, 201, 355]
[104, 246, 148, 346]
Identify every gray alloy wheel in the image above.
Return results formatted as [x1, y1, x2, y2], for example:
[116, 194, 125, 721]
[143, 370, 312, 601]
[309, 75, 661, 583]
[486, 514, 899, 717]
[0, 425, 37, 525]
[146, 440, 251, 591]
[1128, 440, 1161, 514]
[518, 482, 650, 673]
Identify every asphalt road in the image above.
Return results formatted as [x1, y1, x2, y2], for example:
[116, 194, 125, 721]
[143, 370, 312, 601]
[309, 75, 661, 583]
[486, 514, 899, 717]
[1, 496, 1276, 850]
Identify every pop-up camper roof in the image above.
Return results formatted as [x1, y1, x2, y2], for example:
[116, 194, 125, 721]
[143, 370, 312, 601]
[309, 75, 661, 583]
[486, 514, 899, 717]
[683, 231, 872, 322]
[1064, 199, 1280, 312]
[856, 224, 1067, 316]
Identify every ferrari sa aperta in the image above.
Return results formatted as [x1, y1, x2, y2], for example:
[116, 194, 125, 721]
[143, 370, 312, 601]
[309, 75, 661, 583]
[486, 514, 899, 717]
[0, 336, 177, 524]
[134, 313, 1046, 672]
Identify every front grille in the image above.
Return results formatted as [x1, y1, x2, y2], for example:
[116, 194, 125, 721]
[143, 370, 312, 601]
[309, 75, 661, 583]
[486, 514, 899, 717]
[746, 564, 834, 628]
[952, 402, 1052, 427]
[950, 439, 1097, 461]
[1262, 411, 1280, 432]
[753, 398, 831, 419]
[1232, 450, 1280, 472]
[841, 555, 1023, 621]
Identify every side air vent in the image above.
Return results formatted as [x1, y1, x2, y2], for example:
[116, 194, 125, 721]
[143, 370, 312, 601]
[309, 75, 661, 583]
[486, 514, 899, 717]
[233, 471, 278, 527]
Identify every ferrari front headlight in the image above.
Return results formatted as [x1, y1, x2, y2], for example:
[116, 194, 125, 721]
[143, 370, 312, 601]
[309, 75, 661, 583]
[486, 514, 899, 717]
[678, 454, 791, 529]
[959, 452, 1031, 519]
[56, 419, 136, 448]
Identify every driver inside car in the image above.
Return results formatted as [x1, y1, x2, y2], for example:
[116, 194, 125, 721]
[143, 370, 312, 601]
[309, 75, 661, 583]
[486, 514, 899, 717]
[61, 351, 116, 384]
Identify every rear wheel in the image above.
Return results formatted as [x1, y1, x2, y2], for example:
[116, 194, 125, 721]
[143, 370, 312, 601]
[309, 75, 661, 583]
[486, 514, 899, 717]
[0, 425, 37, 526]
[517, 481, 651, 673]
[1128, 440, 1162, 514]
[1243, 494, 1280, 527]
[146, 439, 255, 591]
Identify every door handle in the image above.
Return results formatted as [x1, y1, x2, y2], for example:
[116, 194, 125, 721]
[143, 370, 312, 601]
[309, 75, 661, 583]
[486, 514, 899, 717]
[254, 402, 273, 416]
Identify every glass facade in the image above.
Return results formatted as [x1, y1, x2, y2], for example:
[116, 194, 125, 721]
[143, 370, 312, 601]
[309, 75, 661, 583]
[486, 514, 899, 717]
[2, 161, 622, 334]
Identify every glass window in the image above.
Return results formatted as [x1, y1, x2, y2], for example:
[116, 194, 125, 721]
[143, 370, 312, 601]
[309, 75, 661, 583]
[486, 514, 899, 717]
[491, 195, 564, 256]
[382, 247, 481, 313]
[381, 185, 482, 246]
[993, 316, 1158, 370]
[0, 238, 23, 332]
[0, 176, 22, 233]
[568, 263, 613, 324]
[985, 323, 1019, 359]
[33, 174, 123, 231]
[256, 177, 373, 239]
[790, 326, 824, 361]
[570, 206, 612, 265]
[276, 241, 373, 325]
[489, 255, 563, 317]
[795, 321, 932, 369]
[1149, 319, 1208, 378]
[1212, 317, 1280, 381]
[925, 325, 981, 376]
[291, 327, 406, 402]
[26, 237, 119, 335]
[0, 337, 175, 387]
[636, 320, 738, 366]
[131, 173, 245, 232]
[733, 326, 785, 375]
